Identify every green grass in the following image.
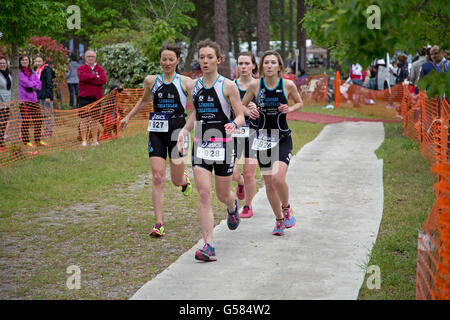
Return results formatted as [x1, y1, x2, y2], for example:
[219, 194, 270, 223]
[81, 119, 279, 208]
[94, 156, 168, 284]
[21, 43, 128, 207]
[0, 120, 324, 299]
[301, 105, 380, 119]
[0, 133, 150, 217]
[358, 123, 435, 299]
[2, 116, 433, 300]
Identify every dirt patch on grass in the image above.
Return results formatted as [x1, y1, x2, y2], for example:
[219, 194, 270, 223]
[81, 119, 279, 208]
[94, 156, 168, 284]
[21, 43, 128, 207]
[0, 168, 203, 299]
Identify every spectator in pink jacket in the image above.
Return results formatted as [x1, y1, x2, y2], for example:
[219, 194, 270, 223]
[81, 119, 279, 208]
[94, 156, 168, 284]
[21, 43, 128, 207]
[18, 54, 48, 148]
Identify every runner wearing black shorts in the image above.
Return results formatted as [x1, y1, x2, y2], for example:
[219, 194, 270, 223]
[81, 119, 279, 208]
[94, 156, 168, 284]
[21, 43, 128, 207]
[242, 50, 303, 237]
[119, 42, 194, 238]
[230, 51, 260, 219]
[177, 39, 245, 262]
[190, 75, 236, 176]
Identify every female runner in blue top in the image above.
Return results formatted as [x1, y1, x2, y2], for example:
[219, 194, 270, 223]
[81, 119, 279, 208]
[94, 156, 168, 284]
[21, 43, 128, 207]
[242, 50, 303, 236]
[119, 42, 194, 238]
[231, 51, 259, 218]
[177, 39, 245, 262]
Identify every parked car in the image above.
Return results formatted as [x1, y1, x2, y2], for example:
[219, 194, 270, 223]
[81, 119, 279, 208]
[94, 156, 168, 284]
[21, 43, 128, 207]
[374, 51, 412, 90]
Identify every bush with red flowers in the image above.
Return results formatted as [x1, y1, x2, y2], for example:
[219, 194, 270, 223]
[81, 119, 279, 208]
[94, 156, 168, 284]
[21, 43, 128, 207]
[24, 36, 69, 86]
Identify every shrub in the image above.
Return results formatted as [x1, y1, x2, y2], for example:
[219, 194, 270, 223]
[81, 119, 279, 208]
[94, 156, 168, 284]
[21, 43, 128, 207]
[97, 43, 161, 89]
[25, 36, 70, 86]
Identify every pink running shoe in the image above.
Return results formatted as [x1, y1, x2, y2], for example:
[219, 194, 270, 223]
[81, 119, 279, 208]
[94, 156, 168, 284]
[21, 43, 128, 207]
[240, 205, 253, 218]
[195, 243, 216, 262]
[236, 184, 245, 200]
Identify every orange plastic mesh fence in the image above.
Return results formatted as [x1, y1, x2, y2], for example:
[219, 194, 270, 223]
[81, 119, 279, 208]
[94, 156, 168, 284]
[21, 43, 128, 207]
[294, 73, 328, 105]
[336, 80, 406, 118]
[0, 73, 397, 169]
[0, 88, 152, 167]
[412, 96, 450, 300]
[332, 77, 449, 299]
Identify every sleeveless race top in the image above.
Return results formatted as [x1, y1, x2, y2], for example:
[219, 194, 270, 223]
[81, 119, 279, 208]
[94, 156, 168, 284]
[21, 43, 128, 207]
[235, 79, 258, 129]
[193, 75, 232, 140]
[151, 73, 187, 118]
[256, 77, 290, 134]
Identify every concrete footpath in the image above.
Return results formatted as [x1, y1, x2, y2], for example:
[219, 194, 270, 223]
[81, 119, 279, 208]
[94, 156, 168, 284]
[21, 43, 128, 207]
[131, 121, 385, 300]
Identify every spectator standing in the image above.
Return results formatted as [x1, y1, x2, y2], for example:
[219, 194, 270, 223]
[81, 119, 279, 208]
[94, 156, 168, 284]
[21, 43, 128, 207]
[77, 50, 107, 147]
[99, 81, 122, 141]
[0, 55, 11, 152]
[430, 45, 450, 73]
[66, 53, 80, 108]
[394, 54, 409, 84]
[349, 63, 363, 107]
[18, 54, 47, 149]
[368, 65, 378, 90]
[419, 47, 434, 80]
[410, 47, 428, 89]
[35, 55, 55, 137]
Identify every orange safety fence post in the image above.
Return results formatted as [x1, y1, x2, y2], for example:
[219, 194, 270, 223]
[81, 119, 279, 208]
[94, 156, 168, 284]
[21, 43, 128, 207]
[115, 88, 121, 139]
[334, 71, 340, 108]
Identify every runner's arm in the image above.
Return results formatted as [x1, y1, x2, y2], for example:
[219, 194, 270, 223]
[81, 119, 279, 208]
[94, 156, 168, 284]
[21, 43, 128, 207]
[119, 75, 155, 130]
[279, 79, 303, 114]
[177, 109, 196, 155]
[242, 80, 259, 119]
[224, 80, 245, 133]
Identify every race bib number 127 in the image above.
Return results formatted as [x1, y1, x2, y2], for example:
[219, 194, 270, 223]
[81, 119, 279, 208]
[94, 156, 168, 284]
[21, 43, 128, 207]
[148, 113, 169, 132]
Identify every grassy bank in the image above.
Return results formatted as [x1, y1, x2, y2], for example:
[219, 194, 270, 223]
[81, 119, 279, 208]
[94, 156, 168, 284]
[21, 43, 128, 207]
[358, 123, 435, 299]
[0, 120, 324, 299]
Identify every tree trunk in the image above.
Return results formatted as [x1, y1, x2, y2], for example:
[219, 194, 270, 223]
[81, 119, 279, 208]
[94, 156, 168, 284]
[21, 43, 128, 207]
[9, 43, 21, 143]
[280, 0, 285, 61]
[257, 0, 270, 55]
[326, 48, 331, 69]
[289, 0, 294, 57]
[10, 44, 19, 102]
[73, 36, 80, 59]
[297, 0, 306, 70]
[214, 0, 231, 78]
[184, 28, 203, 72]
[233, 36, 240, 63]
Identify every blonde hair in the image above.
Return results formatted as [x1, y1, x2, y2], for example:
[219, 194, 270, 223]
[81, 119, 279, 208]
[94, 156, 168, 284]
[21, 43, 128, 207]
[259, 50, 285, 77]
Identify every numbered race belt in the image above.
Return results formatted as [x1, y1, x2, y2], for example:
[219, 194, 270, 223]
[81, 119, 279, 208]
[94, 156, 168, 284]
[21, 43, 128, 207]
[196, 140, 226, 161]
[148, 113, 169, 132]
[251, 131, 280, 151]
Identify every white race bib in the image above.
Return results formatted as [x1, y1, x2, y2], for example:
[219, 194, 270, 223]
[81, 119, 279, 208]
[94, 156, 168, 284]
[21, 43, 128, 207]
[148, 113, 169, 132]
[196, 141, 225, 161]
[231, 125, 249, 138]
[251, 133, 279, 151]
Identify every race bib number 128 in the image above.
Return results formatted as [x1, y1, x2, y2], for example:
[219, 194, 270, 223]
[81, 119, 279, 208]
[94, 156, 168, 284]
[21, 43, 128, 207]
[196, 141, 225, 161]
